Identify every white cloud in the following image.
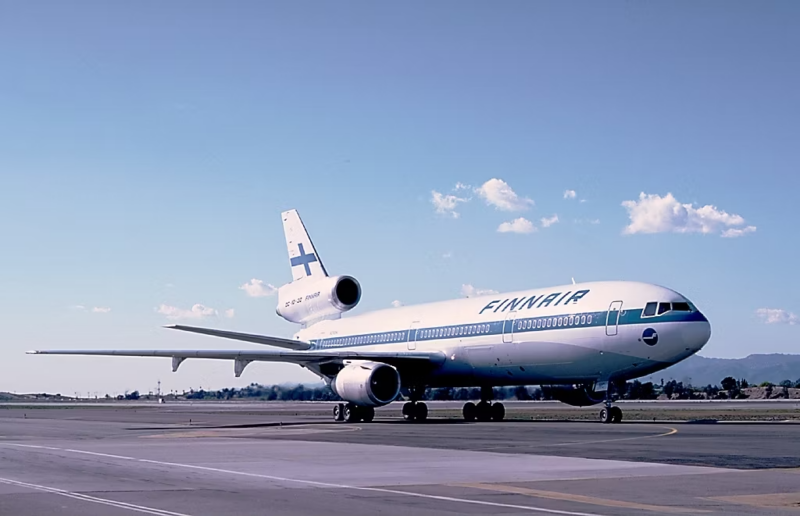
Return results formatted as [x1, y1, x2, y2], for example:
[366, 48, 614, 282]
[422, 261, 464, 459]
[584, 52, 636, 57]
[621, 192, 756, 237]
[71, 305, 86, 311]
[91, 307, 111, 313]
[239, 279, 278, 297]
[541, 214, 559, 228]
[224, 308, 235, 319]
[442, 251, 453, 259]
[156, 304, 217, 320]
[756, 308, 798, 325]
[563, 190, 577, 200]
[721, 226, 757, 238]
[461, 284, 499, 298]
[475, 178, 533, 211]
[497, 217, 536, 234]
[454, 182, 472, 191]
[431, 190, 469, 218]
[391, 300, 404, 308]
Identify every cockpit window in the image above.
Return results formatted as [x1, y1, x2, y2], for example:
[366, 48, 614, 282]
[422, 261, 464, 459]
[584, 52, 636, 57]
[657, 302, 671, 315]
[643, 302, 657, 317]
[672, 302, 691, 312]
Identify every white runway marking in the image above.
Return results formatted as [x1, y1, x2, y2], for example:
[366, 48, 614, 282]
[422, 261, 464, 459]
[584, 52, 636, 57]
[0, 476, 194, 516]
[3, 442, 608, 516]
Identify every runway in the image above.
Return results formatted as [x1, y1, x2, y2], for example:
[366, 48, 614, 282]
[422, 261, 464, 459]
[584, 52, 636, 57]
[1, 403, 799, 515]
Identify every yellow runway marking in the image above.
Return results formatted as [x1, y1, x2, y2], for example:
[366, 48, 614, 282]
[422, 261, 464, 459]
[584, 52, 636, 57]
[456, 483, 710, 514]
[706, 492, 800, 510]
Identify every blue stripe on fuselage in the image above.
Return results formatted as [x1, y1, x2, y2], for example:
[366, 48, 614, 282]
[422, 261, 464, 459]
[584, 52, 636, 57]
[308, 308, 707, 350]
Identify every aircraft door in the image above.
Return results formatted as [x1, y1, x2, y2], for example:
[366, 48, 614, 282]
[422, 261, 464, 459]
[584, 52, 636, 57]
[502, 311, 516, 343]
[606, 301, 623, 336]
[407, 321, 420, 350]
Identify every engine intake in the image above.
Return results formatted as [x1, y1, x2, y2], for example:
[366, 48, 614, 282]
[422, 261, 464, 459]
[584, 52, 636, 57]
[331, 361, 400, 407]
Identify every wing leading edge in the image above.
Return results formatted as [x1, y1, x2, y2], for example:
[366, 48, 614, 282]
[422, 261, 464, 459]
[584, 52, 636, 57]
[27, 349, 446, 377]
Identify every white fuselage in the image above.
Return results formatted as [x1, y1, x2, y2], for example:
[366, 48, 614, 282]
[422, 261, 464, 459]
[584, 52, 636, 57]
[297, 281, 711, 387]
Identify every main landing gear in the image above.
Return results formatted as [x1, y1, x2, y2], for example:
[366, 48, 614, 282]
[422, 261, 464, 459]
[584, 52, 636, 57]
[462, 386, 505, 422]
[333, 403, 374, 423]
[402, 384, 428, 422]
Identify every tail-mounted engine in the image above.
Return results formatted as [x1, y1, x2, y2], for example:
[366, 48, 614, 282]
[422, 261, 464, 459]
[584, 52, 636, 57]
[331, 361, 401, 407]
[276, 275, 361, 325]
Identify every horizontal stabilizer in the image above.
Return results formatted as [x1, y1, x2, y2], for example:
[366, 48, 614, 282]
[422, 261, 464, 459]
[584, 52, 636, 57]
[165, 325, 311, 351]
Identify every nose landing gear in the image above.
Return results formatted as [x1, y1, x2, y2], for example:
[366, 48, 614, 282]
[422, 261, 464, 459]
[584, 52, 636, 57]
[599, 405, 622, 424]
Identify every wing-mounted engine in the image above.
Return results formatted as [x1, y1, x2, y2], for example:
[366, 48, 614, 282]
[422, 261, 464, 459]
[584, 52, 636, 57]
[542, 384, 605, 407]
[331, 361, 401, 407]
[276, 275, 361, 325]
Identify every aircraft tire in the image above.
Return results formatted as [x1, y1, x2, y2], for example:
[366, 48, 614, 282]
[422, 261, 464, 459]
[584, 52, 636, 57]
[610, 406, 622, 424]
[344, 403, 360, 423]
[462, 402, 477, 421]
[361, 406, 375, 423]
[476, 401, 492, 422]
[490, 402, 505, 421]
[333, 403, 345, 422]
[599, 407, 613, 424]
[402, 402, 415, 421]
[415, 402, 428, 422]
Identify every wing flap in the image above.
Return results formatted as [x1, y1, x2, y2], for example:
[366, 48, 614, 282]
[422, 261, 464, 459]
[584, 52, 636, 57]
[165, 325, 312, 351]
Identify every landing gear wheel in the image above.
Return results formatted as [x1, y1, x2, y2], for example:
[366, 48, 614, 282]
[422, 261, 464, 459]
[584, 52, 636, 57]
[610, 406, 622, 424]
[491, 402, 506, 422]
[599, 407, 613, 424]
[462, 402, 477, 422]
[361, 406, 375, 423]
[402, 402, 415, 421]
[476, 401, 492, 422]
[344, 403, 360, 423]
[414, 402, 428, 422]
[333, 403, 345, 422]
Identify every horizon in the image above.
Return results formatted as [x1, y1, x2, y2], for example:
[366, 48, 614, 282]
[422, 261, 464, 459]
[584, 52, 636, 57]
[2, 3, 798, 394]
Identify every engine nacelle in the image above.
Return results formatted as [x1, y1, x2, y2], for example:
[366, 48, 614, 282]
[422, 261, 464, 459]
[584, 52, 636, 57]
[331, 361, 401, 407]
[276, 275, 361, 325]
[542, 384, 604, 407]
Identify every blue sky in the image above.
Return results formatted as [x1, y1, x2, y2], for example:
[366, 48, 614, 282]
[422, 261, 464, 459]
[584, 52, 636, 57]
[1, 2, 798, 395]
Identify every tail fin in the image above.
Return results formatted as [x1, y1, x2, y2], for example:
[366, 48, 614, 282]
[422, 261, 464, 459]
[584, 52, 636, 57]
[282, 209, 328, 281]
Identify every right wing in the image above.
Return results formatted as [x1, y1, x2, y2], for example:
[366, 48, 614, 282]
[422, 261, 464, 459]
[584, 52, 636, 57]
[27, 348, 446, 377]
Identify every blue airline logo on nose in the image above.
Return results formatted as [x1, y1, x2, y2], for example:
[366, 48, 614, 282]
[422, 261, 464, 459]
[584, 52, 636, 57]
[290, 243, 318, 276]
[643, 328, 658, 346]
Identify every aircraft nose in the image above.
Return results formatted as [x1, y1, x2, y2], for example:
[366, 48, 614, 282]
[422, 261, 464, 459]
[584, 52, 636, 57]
[684, 312, 711, 353]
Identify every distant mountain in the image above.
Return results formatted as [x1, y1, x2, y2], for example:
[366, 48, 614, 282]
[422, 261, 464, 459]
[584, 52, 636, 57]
[643, 354, 800, 387]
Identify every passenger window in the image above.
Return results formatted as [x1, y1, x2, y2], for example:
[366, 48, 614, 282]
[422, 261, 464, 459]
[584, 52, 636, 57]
[673, 302, 691, 312]
[568, 316, 574, 326]
[643, 302, 657, 317]
[581, 315, 586, 324]
[547, 319, 552, 328]
[587, 315, 592, 324]
[658, 303, 671, 315]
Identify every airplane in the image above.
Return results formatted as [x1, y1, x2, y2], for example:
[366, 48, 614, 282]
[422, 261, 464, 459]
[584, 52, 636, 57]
[29, 209, 711, 424]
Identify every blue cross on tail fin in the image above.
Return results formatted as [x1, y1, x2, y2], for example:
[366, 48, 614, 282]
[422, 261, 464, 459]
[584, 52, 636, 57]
[282, 209, 328, 281]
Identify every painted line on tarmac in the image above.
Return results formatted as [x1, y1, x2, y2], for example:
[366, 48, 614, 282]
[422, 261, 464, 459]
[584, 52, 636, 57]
[0, 476, 193, 516]
[2, 442, 608, 516]
[455, 482, 709, 514]
[476, 426, 678, 451]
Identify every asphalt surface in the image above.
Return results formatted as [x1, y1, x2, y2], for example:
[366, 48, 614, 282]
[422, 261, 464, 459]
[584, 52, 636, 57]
[1, 402, 799, 516]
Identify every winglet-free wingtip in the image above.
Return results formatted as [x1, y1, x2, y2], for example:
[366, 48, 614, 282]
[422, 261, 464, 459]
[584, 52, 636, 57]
[163, 325, 179, 329]
[26, 350, 40, 354]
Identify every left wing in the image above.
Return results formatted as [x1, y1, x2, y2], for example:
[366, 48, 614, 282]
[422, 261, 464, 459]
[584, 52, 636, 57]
[27, 348, 446, 377]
